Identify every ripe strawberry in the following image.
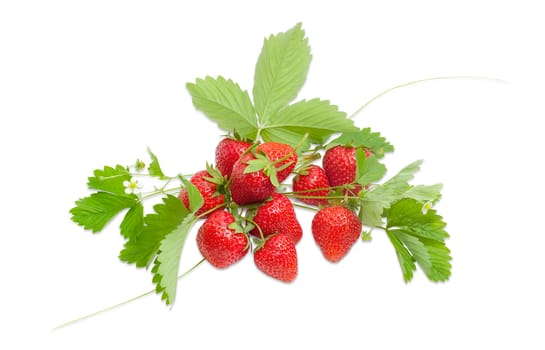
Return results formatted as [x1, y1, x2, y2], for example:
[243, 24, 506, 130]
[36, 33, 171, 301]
[196, 210, 249, 268]
[179, 169, 225, 217]
[254, 233, 298, 283]
[215, 138, 252, 177]
[311, 205, 362, 263]
[230, 142, 297, 205]
[292, 164, 330, 206]
[249, 193, 303, 244]
[322, 146, 371, 195]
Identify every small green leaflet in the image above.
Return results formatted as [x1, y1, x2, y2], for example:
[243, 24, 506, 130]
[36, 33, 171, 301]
[152, 214, 198, 306]
[327, 127, 394, 158]
[70, 192, 137, 233]
[186, 76, 258, 140]
[147, 147, 166, 179]
[119, 202, 144, 240]
[253, 22, 311, 122]
[87, 165, 131, 195]
[179, 176, 204, 212]
[355, 149, 387, 185]
[385, 198, 451, 282]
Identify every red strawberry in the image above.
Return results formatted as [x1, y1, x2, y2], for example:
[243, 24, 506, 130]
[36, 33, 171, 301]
[196, 210, 249, 268]
[215, 138, 252, 177]
[311, 205, 362, 263]
[230, 142, 297, 205]
[249, 193, 303, 244]
[322, 146, 371, 195]
[254, 233, 298, 282]
[292, 165, 330, 206]
[179, 169, 225, 217]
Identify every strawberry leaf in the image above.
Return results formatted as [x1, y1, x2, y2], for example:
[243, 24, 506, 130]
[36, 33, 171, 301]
[253, 22, 311, 122]
[147, 148, 166, 179]
[355, 149, 387, 185]
[386, 198, 451, 282]
[152, 214, 198, 306]
[186, 76, 257, 140]
[70, 192, 137, 233]
[260, 98, 358, 148]
[119, 202, 144, 240]
[87, 165, 131, 195]
[327, 127, 394, 158]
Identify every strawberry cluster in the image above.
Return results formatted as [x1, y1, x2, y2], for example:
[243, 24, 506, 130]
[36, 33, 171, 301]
[180, 137, 372, 283]
[69, 23, 451, 310]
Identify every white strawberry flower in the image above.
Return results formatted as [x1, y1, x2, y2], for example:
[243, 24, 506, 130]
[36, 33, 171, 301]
[123, 178, 143, 195]
[422, 201, 433, 214]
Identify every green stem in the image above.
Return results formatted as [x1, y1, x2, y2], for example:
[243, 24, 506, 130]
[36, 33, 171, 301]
[350, 75, 507, 119]
[51, 258, 206, 331]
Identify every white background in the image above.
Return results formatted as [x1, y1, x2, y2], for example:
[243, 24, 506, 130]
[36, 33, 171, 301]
[1, 1, 544, 349]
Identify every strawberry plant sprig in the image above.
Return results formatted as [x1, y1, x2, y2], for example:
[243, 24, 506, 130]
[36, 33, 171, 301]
[67, 22, 454, 323]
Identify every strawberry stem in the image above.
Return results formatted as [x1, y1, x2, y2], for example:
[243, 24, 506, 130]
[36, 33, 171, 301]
[350, 75, 507, 119]
[52, 258, 206, 331]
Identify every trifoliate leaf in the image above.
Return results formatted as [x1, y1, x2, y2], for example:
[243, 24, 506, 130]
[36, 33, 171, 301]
[360, 160, 443, 228]
[87, 165, 131, 195]
[360, 160, 422, 227]
[253, 22, 311, 122]
[260, 98, 358, 148]
[119, 202, 144, 240]
[386, 198, 451, 282]
[355, 149, 387, 185]
[152, 214, 198, 306]
[119, 195, 190, 267]
[70, 192, 137, 233]
[186, 76, 257, 139]
[326, 127, 394, 158]
[147, 148, 166, 179]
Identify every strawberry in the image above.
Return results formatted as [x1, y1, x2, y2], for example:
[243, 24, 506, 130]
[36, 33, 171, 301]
[249, 193, 303, 244]
[178, 169, 225, 217]
[230, 142, 297, 205]
[322, 146, 371, 196]
[254, 233, 298, 283]
[196, 210, 249, 268]
[311, 205, 362, 263]
[292, 164, 330, 206]
[215, 138, 252, 177]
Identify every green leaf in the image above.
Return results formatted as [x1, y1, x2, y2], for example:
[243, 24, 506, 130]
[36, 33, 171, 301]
[147, 148, 166, 178]
[404, 184, 443, 203]
[355, 149, 387, 185]
[180, 177, 204, 213]
[360, 160, 444, 228]
[87, 165, 131, 195]
[386, 230, 416, 282]
[70, 192, 137, 233]
[386, 198, 451, 282]
[119, 195, 190, 267]
[186, 76, 257, 139]
[119, 202, 144, 240]
[360, 160, 422, 227]
[152, 214, 198, 306]
[253, 22, 312, 122]
[260, 98, 358, 148]
[327, 127, 394, 158]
